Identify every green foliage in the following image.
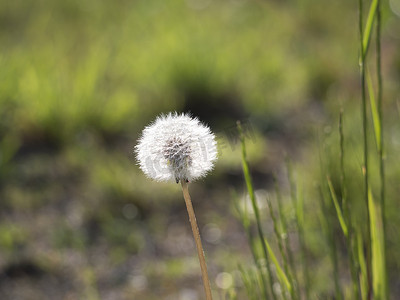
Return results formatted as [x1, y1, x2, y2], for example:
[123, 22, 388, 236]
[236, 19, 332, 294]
[0, 0, 399, 299]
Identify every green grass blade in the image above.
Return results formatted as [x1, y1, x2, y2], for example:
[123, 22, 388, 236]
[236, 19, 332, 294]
[327, 177, 348, 237]
[362, 0, 378, 58]
[368, 189, 387, 300]
[264, 237, 292, 294]
[274, 177, 299, 298]
[317, 189, 329, 237]
[339, 110, 348, 220]
[238, 265, 258, 300]
[296, 181, 311, 299]
[339, 111, 361, 300]
[267, 194, 296, 300]
[238, 121, 277, 300]
[366, 68, 381, 151]
[357, 233, 368, 300]
[359, 0, 373, 294]
[287, 159, 310, 299]
[376, 0, 388, 296]
[318, 187, 343, 300]
[232, 190, 269, 300]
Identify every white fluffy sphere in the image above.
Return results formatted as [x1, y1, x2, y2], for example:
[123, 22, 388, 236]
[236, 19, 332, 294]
[135, 112, 218, 182]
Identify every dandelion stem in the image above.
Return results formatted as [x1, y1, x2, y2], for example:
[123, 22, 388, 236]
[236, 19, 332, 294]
[181, 181, 213, 300]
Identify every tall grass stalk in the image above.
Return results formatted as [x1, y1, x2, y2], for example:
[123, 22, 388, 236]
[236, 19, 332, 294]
[358, 0, 373, 297]
[274, 178, 300, 298]
[366, 65, 388, 300]
[238, 264, 261, 300]
[317, 187, 342, 300]
[234, 191, 270, 300]
[327, 177, 348, 237]
[339, 111, 348, 227]
[357, 232, 369, 300]
[266, 194, 296, 300]
[265, 238, 292, 298]
[366, 69, 381, 147]
[339, 111, 361, 300]
[376, 0, 388, 297]
[362, 0, 379, 59]
[368, 189, 387, 299]
[359, 0, 388, 297]
[237, 121, 277, 300]
[286, 160, 310, 299]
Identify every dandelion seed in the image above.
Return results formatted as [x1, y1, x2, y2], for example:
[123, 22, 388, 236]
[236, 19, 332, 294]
[135, 112, 217, 183]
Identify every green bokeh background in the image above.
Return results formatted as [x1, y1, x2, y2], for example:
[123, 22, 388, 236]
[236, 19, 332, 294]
[0, 0, 399, 299]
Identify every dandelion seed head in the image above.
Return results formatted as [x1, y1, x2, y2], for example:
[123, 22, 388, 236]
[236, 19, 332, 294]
[135, 112, 217, 182]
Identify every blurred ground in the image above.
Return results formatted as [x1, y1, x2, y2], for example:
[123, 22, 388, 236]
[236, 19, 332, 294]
[0, 0, 400, 299]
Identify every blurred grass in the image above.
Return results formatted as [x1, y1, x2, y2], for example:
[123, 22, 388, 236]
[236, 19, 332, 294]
[0, 0, 399, 299]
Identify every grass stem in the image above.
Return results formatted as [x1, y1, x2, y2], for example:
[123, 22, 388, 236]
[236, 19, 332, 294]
[286, 159, 310, 299]
[266, 194, 295, 300]
[234, 190, 270, 299]
[318, 186, 342, 300]
[376, 0, 388, 297]
[339, 111, 361, 299]
[358, 0, 373, 297]
[238, 121, 277, 300]
[274, 177, 300, 298]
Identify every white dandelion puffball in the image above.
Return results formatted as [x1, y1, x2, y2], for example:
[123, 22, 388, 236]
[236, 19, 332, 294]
[135, 112, 218, 183]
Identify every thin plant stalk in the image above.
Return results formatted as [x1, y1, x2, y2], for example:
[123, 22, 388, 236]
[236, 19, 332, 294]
[339, 111, 361, 300]
[325, 179, 347, 300]
[339, 111, 348, 222]
[368, 188, 387, 300]
[248, 231, 271, 300]
[264, 238, 292, 296]
[238, 121, 278, 300]
[359, 0, 388, 297]
[181, 181, 213, 300]
[317, 132, 344, 299]
[358, 0, 373, 297]
[376, 0, 388, 297]
[357, 232, 369, 300]
[318, 186, 342, 300]
[297, 184, 311, 299]
[327, 177, 348, 237]
[287, 159, 310, 299]
[238, 265, 259, 300]
[234, 190, 270, 299]
[274, 177, 300, 298]
[266, 194, 295, 300]
[362, 0, 379, 59]
[316, 130, 342, 298]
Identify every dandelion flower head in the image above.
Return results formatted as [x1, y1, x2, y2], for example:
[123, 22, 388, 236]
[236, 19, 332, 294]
[135, 112, 217, 183]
